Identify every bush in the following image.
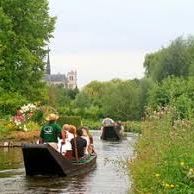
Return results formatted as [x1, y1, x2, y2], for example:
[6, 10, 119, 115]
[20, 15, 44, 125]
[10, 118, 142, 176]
[81, 119, 101, 130]
[0, 92, 28, 115]
[129, 106, 194, 193]
[57, 116, 82, 128]
[124, 121, 142, 133]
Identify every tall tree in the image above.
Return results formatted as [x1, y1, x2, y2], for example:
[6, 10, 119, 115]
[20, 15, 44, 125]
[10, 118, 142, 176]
[0, 0, 56, 101]
[144, 36, 190, 82]
[101, 80, 142, 120]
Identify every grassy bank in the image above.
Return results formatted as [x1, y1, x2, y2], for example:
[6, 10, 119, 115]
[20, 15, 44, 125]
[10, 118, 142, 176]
[0, 130, 40, 142]
[129, 108, 194, 193]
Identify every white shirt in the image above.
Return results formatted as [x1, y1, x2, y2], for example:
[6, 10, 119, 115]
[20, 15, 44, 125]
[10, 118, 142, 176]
[102, 117, 114, 127]
[57, 131, 74, 153]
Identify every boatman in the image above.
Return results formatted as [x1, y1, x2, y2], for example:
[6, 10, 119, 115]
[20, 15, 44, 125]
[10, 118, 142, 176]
[102, 115, 114, 127]
[39, 113, 62, 150]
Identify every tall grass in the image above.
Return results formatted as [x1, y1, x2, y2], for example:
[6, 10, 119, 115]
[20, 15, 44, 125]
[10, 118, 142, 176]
[129, 107, 194, 193]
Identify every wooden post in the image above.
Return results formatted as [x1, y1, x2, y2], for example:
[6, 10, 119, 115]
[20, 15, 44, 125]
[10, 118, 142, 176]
[73, 134, 78, 160]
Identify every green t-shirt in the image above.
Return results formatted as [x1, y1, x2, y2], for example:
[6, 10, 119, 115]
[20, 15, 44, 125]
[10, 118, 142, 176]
[40, 122, 61, 143]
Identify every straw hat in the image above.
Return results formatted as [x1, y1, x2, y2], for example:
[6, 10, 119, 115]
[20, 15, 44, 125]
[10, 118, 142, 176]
[45, 113, 59, 121]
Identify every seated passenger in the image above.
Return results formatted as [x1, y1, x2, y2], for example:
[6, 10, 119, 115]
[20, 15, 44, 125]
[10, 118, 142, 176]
[115, 121, 124, 135]
[59, 124, 76, 159]
[70, 127, 87, 159]
[58, 124, 73, 154]
[81, 126, 95, 154]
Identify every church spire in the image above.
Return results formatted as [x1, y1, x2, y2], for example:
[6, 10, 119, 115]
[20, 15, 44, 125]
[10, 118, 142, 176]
[46, 47, 51, 75]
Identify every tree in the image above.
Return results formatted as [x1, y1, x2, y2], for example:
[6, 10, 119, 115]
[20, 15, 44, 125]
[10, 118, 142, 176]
[147, 76, 194, 119]
[0, 0, 56, 102]
[101, 80, 142, 120]
[144, 36, 190, 82]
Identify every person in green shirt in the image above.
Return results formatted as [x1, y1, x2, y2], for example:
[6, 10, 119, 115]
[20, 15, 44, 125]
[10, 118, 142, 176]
[39, 113, 62, 150]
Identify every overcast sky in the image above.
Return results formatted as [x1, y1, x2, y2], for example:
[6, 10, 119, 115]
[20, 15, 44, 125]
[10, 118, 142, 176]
[48, 0, 194, 88]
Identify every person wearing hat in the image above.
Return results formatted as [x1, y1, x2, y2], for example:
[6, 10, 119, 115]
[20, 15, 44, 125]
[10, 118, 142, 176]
[39, 113, 62, 150]
[102, 115, 114, 127]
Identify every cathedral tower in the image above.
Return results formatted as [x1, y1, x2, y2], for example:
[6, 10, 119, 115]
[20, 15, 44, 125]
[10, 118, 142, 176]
[67, 70, 77, 89]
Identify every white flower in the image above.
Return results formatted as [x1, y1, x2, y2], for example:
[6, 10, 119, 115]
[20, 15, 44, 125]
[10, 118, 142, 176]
[23, 125, 28, 131]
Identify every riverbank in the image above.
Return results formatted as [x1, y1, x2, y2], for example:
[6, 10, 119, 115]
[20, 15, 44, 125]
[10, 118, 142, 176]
[0, 130, 40, 147]
[129, 108, 194, 193]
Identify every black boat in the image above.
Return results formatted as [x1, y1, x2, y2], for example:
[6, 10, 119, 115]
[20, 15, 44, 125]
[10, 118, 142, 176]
[22, 143, 97, 176]
[100, 126, 123, 141]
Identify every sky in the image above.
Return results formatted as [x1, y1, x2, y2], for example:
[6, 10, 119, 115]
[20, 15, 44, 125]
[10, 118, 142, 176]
[48, 0, 194, 88]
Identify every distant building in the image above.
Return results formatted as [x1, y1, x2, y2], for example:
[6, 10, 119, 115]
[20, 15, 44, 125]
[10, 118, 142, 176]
[67, 70, 77, 89]
[44, 49, 77, 89]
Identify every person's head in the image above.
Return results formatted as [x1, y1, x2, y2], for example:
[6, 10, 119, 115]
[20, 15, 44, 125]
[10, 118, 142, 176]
[76, 127, 83, 137]
[45, 113, 59, 123]
[116, 121, 122, 126]
[81, 126, 89, 136]
[62, 124, 70, 131]
[68, 125, 76, 135]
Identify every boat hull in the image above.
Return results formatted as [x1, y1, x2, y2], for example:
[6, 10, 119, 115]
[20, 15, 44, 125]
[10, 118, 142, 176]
[100, 126, 122, 141]
[22, 143, 97, 176]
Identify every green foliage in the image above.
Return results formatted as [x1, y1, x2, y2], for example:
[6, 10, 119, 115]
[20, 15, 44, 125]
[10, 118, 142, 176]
[57, 116, 81, 128]
[81, 119, 101, 130]
[47, 85, 72, 108]
[84, 105, 103, 119]
[30, 109, 44, 124]
[124, 121, 142, 133]
[101, 79, 142, 120]
[0, 0, 56, 103]
[73, 92, 91, 109]
[37, 105, 57, 124]
[64, 78, 150, 121]
[130, 107, 194, 193]
[0, 119, 15, 133]
[144, 36, 194, 82]
[0, 89, 28, 115]
[147, 76, 194, 120]
[25, 121, 40, 131]
[66, 87, 79, 100]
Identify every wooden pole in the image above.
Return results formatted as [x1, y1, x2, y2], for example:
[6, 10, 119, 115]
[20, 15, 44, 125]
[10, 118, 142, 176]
[73, 133, 78, 160]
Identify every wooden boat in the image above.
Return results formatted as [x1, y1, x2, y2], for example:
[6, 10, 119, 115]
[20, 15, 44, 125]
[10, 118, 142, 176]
[22, 143, 97, 176]
[100, 126, 123, 141]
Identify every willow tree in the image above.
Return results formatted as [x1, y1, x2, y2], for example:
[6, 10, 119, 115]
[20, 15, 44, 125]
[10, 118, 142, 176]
[0, 0, 56, 102]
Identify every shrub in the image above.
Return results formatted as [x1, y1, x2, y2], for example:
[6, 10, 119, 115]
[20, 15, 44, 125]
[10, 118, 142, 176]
[129, 106, 194, 193]
[81, 119, 101, 130]
[124, 121, 142, 133]
[57, 116, 81, 128]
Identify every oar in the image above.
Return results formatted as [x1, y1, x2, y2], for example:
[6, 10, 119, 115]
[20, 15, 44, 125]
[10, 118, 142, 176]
[73, 133, 79, 160]
[60, 141, 63, 154]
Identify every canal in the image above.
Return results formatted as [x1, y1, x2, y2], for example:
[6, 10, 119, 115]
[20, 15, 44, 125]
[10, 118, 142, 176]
[0, 131, 137, 194]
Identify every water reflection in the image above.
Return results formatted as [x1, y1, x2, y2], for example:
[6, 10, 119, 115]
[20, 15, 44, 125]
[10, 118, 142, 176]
[0, 131, 137, 194]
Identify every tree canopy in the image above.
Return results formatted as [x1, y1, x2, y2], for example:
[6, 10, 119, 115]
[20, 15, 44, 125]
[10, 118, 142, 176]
[144, 36, 194, 82]
[0, 0, 56, 102]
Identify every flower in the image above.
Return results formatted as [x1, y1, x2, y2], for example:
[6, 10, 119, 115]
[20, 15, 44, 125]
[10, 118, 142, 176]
[20, 103, 37, 114]
[11, 103, 37, 131]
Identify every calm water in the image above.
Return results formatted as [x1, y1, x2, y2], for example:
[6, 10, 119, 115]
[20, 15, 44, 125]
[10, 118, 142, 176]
[0, 131, 137, 194]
